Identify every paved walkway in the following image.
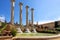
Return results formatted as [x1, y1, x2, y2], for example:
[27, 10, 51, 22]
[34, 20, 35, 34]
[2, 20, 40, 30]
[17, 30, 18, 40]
[0, 34, 60, 40]
[12, 34, 60, 40]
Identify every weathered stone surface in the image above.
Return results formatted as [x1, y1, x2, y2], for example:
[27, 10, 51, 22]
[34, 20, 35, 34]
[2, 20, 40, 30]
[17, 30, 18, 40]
[0, 36, 12, 40]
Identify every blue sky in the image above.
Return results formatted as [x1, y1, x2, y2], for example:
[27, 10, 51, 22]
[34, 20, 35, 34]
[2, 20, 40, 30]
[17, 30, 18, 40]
[0, 0, 60, 25]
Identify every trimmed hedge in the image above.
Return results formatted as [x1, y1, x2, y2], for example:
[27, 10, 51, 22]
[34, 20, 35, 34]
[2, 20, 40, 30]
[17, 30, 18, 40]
[37, 30, 58, 34]
[56, 28, 60, 31]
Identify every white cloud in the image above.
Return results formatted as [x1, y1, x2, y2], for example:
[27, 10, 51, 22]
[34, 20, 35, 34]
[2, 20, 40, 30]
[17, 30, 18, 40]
[0, 16, 5, 22]
[34, 17, 60, 25]
[56, 17, 60, 20]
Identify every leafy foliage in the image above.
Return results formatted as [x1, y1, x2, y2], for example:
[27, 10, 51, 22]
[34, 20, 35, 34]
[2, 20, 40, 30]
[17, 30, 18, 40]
[0, 23, 7, 34]
[37, 30, 58, 34]
[11, 29, 17, 36]
[1, 22, 6, 28]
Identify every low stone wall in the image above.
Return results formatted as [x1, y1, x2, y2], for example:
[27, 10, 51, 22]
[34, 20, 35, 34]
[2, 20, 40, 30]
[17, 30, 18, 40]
[0, 36, 12, 40]
[13, 38, 48, 40]
[13, 37, 60, 40]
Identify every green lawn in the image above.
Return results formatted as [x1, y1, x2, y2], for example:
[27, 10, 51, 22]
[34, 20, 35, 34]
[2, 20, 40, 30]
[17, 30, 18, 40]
[16, 33, 56, 37]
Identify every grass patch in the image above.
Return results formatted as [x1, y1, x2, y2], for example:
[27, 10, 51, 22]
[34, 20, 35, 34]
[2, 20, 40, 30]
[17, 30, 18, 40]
[16, 33, 56, 37]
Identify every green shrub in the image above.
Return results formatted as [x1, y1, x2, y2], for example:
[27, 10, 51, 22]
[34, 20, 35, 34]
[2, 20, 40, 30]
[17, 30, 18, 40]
[0, 25, 7, 34]
[11, 29, 17, 37]
[38, 30, 58, 34]
[1, 23, 6, 28]
[56, 28, 60, 31]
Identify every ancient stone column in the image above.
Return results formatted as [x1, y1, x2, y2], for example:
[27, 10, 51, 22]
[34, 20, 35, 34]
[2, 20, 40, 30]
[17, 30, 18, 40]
[11, 0, 15, 24]
[31, 8, 34, 27]
[26, 5, 29, 27]
[19, 2, 23, 26]
[37, 21, 38, 26]
[29, 20, 30, 25]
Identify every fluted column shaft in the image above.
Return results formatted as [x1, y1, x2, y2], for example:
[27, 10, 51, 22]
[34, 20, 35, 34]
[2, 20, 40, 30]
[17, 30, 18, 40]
[26, 6, 29, 27]
[31, 8, 34, 27]
[19, 3, 23, 26]
[11, 0, 15, 24]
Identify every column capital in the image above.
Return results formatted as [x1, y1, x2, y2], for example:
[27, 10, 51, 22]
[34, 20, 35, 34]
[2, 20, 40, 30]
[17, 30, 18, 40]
[11, 0, 15, 2]
[26, 5, 29, 8]
[31, 8, 34, 11]
[19, 2, 23, 6]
